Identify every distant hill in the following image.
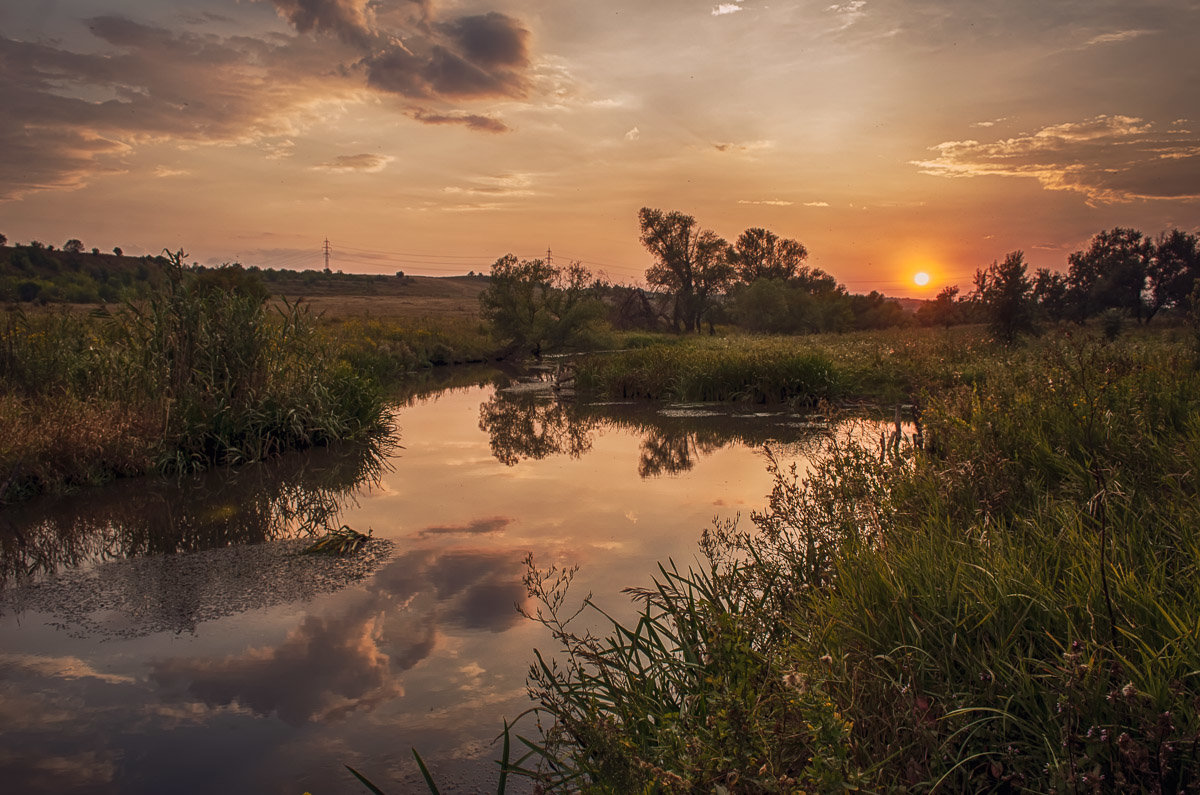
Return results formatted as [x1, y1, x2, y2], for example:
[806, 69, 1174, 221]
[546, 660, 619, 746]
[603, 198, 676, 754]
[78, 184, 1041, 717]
[888, 296, 930, 314]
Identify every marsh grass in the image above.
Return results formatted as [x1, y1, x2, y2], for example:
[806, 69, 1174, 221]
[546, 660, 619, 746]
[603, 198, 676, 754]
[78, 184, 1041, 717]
[1, 253, 390, 503]
[510, 330, 1200, 791]
[326, 315, 497, 382]
[572, 326, 995, 406]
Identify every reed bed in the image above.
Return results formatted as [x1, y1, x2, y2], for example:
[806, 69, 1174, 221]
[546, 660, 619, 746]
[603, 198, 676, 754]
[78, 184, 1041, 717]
[508, 330, 1200, 791]
[572, 327, 995, 405]
[1, 254, 391, 504]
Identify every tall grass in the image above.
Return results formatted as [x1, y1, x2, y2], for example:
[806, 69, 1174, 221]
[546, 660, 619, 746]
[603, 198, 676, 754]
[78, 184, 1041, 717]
[511, 330, 1200, 791]
[572, 327, 996, 405]
[1, 252, 390, 503]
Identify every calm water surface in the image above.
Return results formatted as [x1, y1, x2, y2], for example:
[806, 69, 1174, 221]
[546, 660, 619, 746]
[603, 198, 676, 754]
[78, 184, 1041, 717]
[0, 373, 836, 793]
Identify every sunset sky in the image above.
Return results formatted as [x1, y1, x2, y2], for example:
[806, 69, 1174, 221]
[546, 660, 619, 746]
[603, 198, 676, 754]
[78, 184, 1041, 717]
[3, 0, 1198, 296]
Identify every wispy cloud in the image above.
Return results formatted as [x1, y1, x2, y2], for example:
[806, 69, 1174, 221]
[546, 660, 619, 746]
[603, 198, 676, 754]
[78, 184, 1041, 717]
[738, 199, 793, 206]
[914, 115, 1200, 204]
[826, 1, 868, 30]
[713, 140, 773, 154]
[625, 126, 641, 141]
[712, 2, 745, 16]
[153, 166, 191, 178]
[407, 108, 509, 133]
[313, 153, 394, 173]
[1084, 29, 1154, 47]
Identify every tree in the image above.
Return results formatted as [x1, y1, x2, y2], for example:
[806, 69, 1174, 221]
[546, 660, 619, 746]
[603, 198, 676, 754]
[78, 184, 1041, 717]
[973, 251, 1034, 343]
[113, 246, 123, 256]
[1147, 229, 1200, 317]
[1032, 268, 1071, 322]
[639, 208, 734, 332]
[0, 233, 7, 246]
[916, 285, 963, 328]
[730, 228, 808, 282]
[63, 239, 84, 254]
[1066, 228, 1152, 322]
[480, 255, 606, 357]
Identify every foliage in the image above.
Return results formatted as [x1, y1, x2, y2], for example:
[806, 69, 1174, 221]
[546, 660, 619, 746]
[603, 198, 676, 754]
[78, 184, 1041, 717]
[300, 524, 373, 556]
[480, 254, 608, 357]
[730, 227, 808, 282]
[639, 207, 735, 333]
[972, 250, 1034, 343]
[512, 330, 1200, 791]
[0, 251, 390, 503]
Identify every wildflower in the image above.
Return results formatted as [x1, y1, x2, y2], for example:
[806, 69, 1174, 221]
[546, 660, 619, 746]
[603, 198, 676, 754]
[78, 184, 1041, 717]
[1121, 682, 1138, 698]
[819, 654, 833, 664]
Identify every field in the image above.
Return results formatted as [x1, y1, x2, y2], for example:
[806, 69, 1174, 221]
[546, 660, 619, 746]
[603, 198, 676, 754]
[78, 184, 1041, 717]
[270, 275, 488, 322]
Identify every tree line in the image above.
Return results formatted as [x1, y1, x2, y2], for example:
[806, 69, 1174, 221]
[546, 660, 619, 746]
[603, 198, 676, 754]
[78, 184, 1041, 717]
[481, 210, 1200, 355]
[925, 227, 1200, 343]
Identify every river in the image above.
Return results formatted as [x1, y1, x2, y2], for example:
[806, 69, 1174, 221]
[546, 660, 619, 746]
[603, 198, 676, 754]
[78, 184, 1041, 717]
[0, 370, 841, 793]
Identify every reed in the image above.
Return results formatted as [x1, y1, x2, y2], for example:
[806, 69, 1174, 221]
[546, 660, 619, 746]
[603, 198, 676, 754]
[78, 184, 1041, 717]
[509, 329, 1200, 791]
[1, 253, 391, 503]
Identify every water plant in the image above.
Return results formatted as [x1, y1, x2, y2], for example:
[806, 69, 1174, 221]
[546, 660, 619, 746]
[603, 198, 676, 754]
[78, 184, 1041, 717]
[1, 252, 391, 503]
[506, 329, 1200, 791]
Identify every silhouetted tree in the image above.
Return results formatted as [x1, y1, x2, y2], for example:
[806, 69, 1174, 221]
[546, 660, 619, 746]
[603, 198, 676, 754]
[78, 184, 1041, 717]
[113, 246, 123, 256]
[63, 239, 84, 254]
[1148, 229, 1200, 317]
[0, 233, 7, 246]
[480, 255, 605, 357]
[639, 208, 733, 332]
[916, 285, 963, 328]
[1066, 228, 1152, 322]
[731, 228, 808, 282]
[1032, 268, 1071, 322]
[973, 251, 1034, 343]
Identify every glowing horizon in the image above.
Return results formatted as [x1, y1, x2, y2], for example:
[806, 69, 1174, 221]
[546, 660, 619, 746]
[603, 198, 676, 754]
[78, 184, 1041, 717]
[2, 1, 1197, 298]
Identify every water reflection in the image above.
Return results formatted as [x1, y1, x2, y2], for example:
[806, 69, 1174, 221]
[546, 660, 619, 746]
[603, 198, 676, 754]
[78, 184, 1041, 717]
[0, 434, 395, 588]
[479, 389, 830, 476]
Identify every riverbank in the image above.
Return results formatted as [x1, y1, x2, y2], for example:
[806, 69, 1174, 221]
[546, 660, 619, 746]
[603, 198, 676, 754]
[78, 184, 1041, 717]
[512, 328, 1200, 791]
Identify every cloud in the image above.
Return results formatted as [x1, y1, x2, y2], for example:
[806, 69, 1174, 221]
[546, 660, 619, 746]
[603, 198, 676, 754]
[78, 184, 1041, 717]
[153, 166, 190, 178]
[713, 2, 745, 16]
[712, 140, 773, 153]
[407, 108, 509, 133]
[0, 3, 536, 200]
[804, 201, 832, 207]
[363, 13, 531, 100]
[267, 0, 376, 46]
[313, 153, 394, 172]
[1084, 29, 1154, 47]
[625, 126, 640, 141]
[442, 173, 535, 198]
[827, 0, 868, 29]
[737, 199, 795, 206]
[914, 115, 1200, 204]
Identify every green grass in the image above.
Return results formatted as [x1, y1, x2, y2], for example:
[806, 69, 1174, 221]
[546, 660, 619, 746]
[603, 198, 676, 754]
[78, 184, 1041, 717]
[1, 253, 392, 504]
[572, 326, 997, 405]
[507, 328, 1200, 791]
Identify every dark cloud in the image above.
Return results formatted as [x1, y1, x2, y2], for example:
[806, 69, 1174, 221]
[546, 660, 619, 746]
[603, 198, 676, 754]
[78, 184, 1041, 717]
[914, 116, 1200, 204]
[364, 32, 530, 100]
[0, 2, 535, 199]
[408, 109, 509, 133]
[267, 0, 375, 46]
[438, 13, 530, 70]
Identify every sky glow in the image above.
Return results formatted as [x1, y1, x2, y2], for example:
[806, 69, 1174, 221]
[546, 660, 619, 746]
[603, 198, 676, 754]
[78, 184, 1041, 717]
[2, 0, 1198, 296]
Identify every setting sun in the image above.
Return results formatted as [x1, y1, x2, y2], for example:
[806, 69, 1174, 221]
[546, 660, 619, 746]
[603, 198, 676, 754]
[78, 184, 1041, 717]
[914, 272, 931, 286]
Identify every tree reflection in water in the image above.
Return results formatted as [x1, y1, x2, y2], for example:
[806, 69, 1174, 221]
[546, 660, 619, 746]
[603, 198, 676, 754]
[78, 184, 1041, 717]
[478, 388, 829, 477]
[0, 432, 396, 588]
